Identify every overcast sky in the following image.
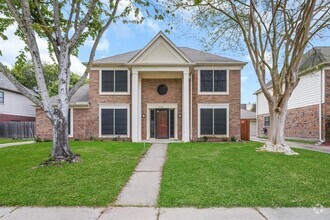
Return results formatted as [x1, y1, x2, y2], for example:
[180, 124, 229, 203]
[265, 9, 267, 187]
[0, 4, 328, 104]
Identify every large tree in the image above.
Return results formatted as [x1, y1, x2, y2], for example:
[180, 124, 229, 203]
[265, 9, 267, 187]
[0, 0, 159, 161]
[170, 0, 330, 155]
[11, 61, 85, 96]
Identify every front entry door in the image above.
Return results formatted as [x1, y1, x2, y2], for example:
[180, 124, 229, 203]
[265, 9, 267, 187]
[156, 109, 169, 139]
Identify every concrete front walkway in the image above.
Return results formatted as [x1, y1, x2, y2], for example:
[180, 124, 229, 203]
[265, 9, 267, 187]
[0, 141, 35, 149]
[115, 143, 168, 206]
[251, 137, 330, 154]
[1, 206, 329, 220]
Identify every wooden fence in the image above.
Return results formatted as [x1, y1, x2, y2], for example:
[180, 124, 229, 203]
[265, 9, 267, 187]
[0, 122, 35, 139]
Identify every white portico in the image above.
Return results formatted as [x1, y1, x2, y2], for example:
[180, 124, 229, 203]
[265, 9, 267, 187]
[128, 32, 192, 142]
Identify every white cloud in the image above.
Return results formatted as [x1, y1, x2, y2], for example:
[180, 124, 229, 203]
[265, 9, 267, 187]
[85, 36, 110, 52]
[241, 75, 248, 83]
[144, 19, 161, 34]
[0, 24, 85, 75]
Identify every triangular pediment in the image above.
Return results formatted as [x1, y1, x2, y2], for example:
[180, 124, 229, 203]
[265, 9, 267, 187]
[129, 32, 192, 64]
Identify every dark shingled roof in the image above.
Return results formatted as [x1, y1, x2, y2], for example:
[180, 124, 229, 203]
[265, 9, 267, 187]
[93, 47, 244, 64]
[299, 46, 330, 71]
[50, 84, 89, 105]
[255, 46, 330, 94]
[0, 72, 19, 92]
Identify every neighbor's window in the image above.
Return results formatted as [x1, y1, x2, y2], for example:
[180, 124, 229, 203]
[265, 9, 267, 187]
[101, 109, 128, 135]
[264, 116, 270, 126]
[200, 108, 227, 135]
[200, 70, 227, 92]
[101, 70, 128, 93]
[0, 91, 3, 104]
[68, 109, 72, 136]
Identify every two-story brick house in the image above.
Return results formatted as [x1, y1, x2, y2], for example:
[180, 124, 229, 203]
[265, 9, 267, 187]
[36, 32, 246, 142]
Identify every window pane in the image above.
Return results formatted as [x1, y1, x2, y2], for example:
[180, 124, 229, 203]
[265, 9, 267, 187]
[214, 70, 227, 92]
[68, 109, 71, 135]
[264, 116, 270, 126]
[115, 70, 128, 92]
[170, 110, 174, 138]
[200, 109, 213, 135]
[115, 109, 127, 135]
[200, 70, 213, 92]
[0, 92, 3, 104]
[150, 109, 155, 138]
[102, 109, 114, 135]
[102, 70, 114, 92]
[214, 109, 227, 135]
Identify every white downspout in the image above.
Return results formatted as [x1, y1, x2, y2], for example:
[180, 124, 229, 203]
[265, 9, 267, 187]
[319, 69, 324, 142]
[190, 72, 193, 141]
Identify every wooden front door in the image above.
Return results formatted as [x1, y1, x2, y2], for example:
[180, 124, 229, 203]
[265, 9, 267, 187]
[156, 109, 169, 139]
[240, 119, 250, 141]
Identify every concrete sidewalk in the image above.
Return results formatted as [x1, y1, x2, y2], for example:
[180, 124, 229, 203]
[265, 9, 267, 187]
[250, 137, 330, 154]
[115, 143, 168, 206]
[0, 141, 35, 149]
[1, 206, 329, 220]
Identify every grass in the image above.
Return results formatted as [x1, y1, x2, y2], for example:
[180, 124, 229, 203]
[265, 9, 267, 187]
[0, 138, 29, 144]
[159, 141, 330, 208]
[258, 136, 316, 145]
[0, 141, 150, 206]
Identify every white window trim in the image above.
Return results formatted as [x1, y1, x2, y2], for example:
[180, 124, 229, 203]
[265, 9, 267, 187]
[68, 108, 73, 138]
[197, 69, 229, 95]
[99, 68, 130, 95]
[146, 103, 178, 140]
[197, 103, 229, 138]
[99, 104, 130, 138]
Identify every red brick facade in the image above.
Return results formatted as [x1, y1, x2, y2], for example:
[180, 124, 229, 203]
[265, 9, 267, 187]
[191, 70, 241, 140]
[0, 114, 35, 122]
[36, 68, 242, 141]
[257, 104, 320, 139]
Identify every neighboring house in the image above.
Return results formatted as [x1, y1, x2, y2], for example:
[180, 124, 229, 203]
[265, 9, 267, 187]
[240, 109, 256, 136]
[36, 32, 246, 142]
[255, 46, 330, 142]
[0, 72, 35, 122]
[241, 103, 255, 111]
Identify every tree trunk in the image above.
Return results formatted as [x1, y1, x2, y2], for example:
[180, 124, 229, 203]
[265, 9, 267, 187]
[258, 103, 299, 155]
[51, 108, 73, 160]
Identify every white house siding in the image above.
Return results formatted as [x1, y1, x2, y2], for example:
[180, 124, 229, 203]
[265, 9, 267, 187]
[0, 90, 35, 117]
[250, 120, 256, 136]
[256, 71, 324, 114]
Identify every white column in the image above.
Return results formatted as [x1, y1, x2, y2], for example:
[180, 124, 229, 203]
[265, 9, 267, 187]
[132, 71, 139, 142]
[138, 77, 142, 141]
[182, 71, 190, 142]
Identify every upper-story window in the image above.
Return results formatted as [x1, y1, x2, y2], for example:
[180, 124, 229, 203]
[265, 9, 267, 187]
[199, 70, 228, 94]
[101, 70, 129, 94]
[0, 91, 4, 104]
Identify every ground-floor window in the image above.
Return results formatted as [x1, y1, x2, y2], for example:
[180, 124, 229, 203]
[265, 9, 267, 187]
[198, 104, 229, 137]
[264, 116, 270, 126]
[101, 108, 128, 136]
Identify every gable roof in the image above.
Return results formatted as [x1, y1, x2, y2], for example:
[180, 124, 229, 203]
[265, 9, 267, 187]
[241, 109, 256, 119]
[0, 72, 19, 93]
[129, 31, 192, 64]
[254, 46, 330, 95]
[50, 84, 89, 105]
[92, 32, 246, 66]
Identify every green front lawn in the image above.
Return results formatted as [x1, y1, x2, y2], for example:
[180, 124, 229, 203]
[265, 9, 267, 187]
[159, 142, 330, 208]
[0, 141, 150, 206]
[0, 138, 28, 144]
